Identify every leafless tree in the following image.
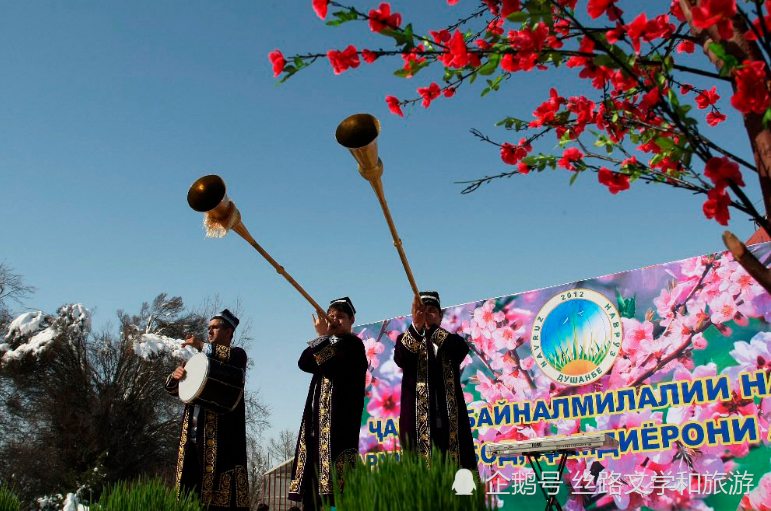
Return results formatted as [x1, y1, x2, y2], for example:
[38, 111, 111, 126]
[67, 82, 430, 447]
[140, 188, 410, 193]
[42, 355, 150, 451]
[0, 294, 271, 509]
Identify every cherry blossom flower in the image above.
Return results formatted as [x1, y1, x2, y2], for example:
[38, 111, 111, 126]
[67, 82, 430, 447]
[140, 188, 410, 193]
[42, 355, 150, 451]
[724, 331, 771, 379]
[621, 318, 654, 352]
[367, 381, 401, 418]
[492, 326, 517, 351]
[741, 471, 771, 511]
[363, 337, 385, 368]
[709, 291, 752, 324]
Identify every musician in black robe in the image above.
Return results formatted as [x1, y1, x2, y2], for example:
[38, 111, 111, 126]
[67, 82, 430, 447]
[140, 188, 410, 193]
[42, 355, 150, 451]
[288, 297, 367, 510]
[395, 292, 476, 470]
[164, 309, 250, 509]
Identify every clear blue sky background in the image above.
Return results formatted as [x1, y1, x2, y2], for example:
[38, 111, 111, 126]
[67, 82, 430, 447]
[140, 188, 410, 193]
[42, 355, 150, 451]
[1, 1, 763, 444]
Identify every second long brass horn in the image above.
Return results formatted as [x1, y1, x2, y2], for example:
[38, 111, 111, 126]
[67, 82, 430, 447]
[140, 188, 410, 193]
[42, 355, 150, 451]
[187, 175, 332, 323]
[336, 113, 420, 299]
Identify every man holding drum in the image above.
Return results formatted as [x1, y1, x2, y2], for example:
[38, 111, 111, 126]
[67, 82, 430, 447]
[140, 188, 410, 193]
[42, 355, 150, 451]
[395, 292, 476, 471]
[288, 297, 368, 511]
[164, 309, 250, 510]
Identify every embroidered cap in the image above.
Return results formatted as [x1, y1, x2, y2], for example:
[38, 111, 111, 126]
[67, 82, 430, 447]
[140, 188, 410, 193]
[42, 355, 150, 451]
[419, 291, 441, 309]
[329, 297, 356, 317]
[212, 309, 239, 329]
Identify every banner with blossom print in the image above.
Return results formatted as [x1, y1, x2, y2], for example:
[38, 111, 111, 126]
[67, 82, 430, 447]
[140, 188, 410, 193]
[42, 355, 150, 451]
[352, 242, 771, 511]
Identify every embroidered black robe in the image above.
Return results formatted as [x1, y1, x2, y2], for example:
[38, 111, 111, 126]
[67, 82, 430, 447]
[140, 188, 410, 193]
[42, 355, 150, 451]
[164, 344, 250, 510]
[395, 324, 476, 470]
[288, 333, 367, 510]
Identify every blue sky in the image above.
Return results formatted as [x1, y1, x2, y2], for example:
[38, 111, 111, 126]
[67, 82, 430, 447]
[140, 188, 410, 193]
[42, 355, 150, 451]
[1, 1, 763, 445]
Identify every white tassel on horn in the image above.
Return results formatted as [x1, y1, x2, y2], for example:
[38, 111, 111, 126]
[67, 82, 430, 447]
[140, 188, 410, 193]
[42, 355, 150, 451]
[203, 201, 239, 238]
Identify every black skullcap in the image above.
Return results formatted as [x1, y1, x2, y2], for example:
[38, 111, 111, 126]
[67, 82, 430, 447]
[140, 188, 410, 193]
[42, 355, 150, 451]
[212, 309, 239, 329]
[419, 291, 441, 309]
[329, 297, 356, 317]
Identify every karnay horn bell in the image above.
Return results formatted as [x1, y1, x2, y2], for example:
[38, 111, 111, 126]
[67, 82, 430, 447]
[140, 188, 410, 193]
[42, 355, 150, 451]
[335, 113, 420, 300]
[187, 175, 332, 323]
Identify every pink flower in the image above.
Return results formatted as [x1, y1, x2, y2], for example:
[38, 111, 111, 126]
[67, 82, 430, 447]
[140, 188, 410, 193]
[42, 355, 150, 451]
[473, 300, 503, 331]
[367, 381, 401, 418]
[621, 318, 654, 352]
[493, 326, 517, 350]
[709, 292, 743, 324]
[268, 49, 286, 77]
[725, 332, 771, 379]
[363, 337, 385, 368]
[475, 370, 501, 402]
[741, 472, 771, 511]
[718, 261, 764, 302]
[365, 369, 373, 388]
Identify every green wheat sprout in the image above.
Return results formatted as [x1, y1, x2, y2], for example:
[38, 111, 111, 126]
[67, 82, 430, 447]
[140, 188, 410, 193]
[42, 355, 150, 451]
[546, 320, 612, 371]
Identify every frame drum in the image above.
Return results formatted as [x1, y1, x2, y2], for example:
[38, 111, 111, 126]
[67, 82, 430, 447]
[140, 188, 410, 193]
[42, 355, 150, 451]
[178, 352, 245, 413]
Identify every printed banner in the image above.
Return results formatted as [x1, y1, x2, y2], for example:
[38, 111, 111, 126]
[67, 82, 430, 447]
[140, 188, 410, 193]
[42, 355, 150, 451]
[352, 242, 771, 511]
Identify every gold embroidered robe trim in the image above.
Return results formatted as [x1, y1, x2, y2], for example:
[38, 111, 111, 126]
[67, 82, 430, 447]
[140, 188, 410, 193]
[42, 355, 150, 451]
[415, 327, 451, 466]
[430, 328, 449, 348]
[442, 356, 459, 463]
[174, 406, 191, 499]
[401, 329, 422, 353]
[314, 343, 336, 365]
[415, 335, 431, 466]
[235, 465, 250, 507]
[201, 410, 218, 504]
[211, 468, 233, 507]
[213, 344, 231, 362]
[318, 377, 334, 494]
[288, 418, 307, 494]
[334, 448, 359, 494]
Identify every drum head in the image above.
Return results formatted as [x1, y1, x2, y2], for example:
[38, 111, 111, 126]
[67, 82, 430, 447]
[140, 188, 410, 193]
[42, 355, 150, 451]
[178, 353, 210, 403]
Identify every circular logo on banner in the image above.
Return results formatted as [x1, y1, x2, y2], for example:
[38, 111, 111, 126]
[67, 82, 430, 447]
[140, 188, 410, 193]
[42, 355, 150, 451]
[530, 289, 623, 386]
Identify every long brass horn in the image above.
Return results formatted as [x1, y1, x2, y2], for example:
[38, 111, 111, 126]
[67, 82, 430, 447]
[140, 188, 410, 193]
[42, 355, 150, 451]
[187, 175, 332, 323]
[335, 114, 420, 300]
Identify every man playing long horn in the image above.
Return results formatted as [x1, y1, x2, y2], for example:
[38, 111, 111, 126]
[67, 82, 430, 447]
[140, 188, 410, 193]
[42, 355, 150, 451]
[164, 309, 250, 509]
[288, 297, 368, 511]
[395, 292, 476, 470]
